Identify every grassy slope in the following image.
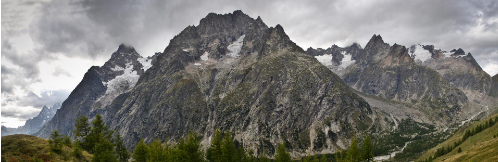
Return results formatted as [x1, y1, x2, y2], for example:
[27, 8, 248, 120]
[1, 134, 92, 162]
[417, 113, 498, 162]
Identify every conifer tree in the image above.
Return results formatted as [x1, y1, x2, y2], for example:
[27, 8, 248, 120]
[275, 143, 291, 162]
[49, 130, 63, 153]
[133, 139, 149, 162]
[93, 134, 118, 162]
[207, 129, 223, 162]
[259, 150, 270, 162]
[221, 131, 236, 162]
[346, 136, 360, 162]
[320, 154, 327, 162]
[311, 155, 319, 162]
[184, 132, 204, 162]
[147, 139, 164, 162]
[362, 135, 374, 162]
[114, 132, 130, 162]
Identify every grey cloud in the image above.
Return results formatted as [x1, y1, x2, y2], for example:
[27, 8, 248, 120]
[52, 66, 72, 77]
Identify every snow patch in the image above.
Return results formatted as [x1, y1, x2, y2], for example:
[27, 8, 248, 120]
[340, 53, 355, 69]
[103, 63, 140, 96]
[442, 51, 453, 58]
[194, 63, 201, 66]
[137, 57, 152, 72]
[227, 35, 245, 57]
[411, 45, 432, 62]
[46, 116, 49, 119]
[201, 52, 209, 61]
[182, 49, 189, 52]
[314, 54, 333, 66]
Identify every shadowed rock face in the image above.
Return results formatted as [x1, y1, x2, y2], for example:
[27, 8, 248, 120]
[490, 74, 498, 97]
[99, 10, 373, 156]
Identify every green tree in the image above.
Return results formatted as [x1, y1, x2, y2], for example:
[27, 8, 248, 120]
[49, 129, 63, 153]
[73, 140, 83, 158]
[93, 134, 118, 162]
[275, 143, 291, 162]
[114, 132, 130, 162]
[458, 147, 462, 153]
[311, 155, 319, 162]
[334, 149, 344, 162]
[184, 132, 204, 162]
[74, 116, 91, 138]
[346, 136, 360, 162]
[147, 139, 164, 162]
[133, 139, 149, 162]
[63, 135, 72, 147]
[259, 150, 270, 162]
[84, 114, 111, 153]
[320, 154, 327, 162]
[221, 131, 236, 162]
[362, 135, 374, 162]
[207, 129, 223, 162]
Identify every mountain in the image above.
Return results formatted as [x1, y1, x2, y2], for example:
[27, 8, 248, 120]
[408, 44, 496, 100]
[37, 10, 377, 157]
[107, 11, 378, 156]
[308, 35, 468, 117]
[36, 44, 155, 138]
[1, 103, 61, 136]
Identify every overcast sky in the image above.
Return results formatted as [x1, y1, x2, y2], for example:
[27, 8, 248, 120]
[2, 0, 498, 128]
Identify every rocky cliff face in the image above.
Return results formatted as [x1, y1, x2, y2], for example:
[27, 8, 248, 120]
[308, 35, 468, 114]
[36, 44, 155, 138]
[408, 44, 494, 99]
[102, 11, 373, 156]
[490, 74, 498, 97]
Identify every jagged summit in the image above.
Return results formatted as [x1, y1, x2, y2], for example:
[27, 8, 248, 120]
[365, 34, 386, 48]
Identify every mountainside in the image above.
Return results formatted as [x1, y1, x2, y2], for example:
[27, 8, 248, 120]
[417, 113, 498, 162]
[99, 11, 377, 157]
[308, 35, 468, 117]
[408, 44, 496, 99]
[1, 103, 61, 136]
[491, 74, 498, 97]
[36, 44, 155, 138]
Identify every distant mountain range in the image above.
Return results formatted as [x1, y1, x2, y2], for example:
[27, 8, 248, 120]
[33, 10, 498, 160]
[1, 103, 61, 136]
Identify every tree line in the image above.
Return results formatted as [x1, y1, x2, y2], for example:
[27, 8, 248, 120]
[49, 114, 130, 162]
[49, 114, 374, 162]
[419, 116, 498, 162]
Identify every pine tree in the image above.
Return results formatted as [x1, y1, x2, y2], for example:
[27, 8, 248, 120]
[275, 143, 291, 162]
[133, 139, 149, 162]
[74, 116, 91, 138]
[207, 129, 223, 162]
[259, 150, 270, 162]
[335, 149, 344, 162]
[147, 139, 164, 162]
[49, 130, 63, 153]
[311, 155, 319, 162]
[221, 131, 236, 162]
[458, 147, 462, 153]
[183, 131, 204, 162]
[114, 132, 130, 162]
[73, 140, 83, 158]
[85, 114, 110, 153]
[63, 135, 72, 147]
[93, 134, 118, 162]
[362, 135, 374, 162]
[320, 154, 327, 162]
[346, 136, 360, 162]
